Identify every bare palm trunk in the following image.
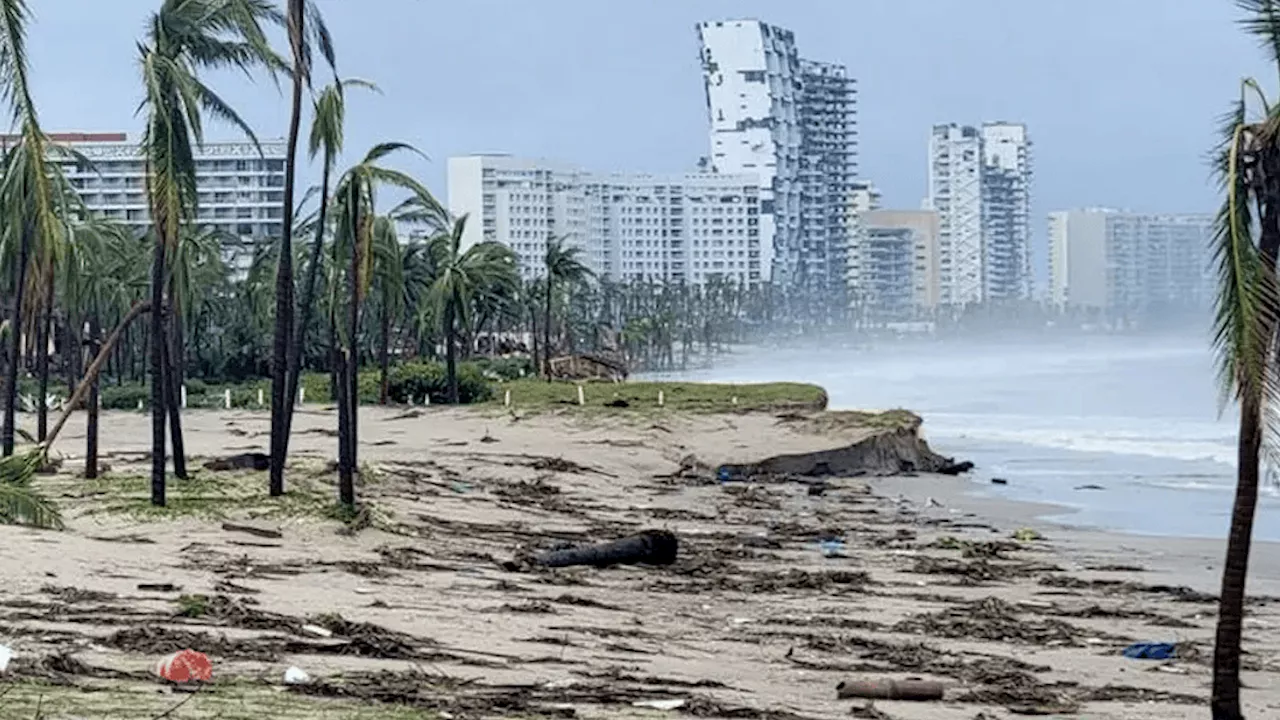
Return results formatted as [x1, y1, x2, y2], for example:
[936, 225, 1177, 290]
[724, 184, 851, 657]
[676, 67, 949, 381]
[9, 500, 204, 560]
[35, 279, 53, 441]
[149, 234, 167, 507]
[162, 313, 187, 480]
[268, 0, 306, 497]
[378, 287, 391, 405]
[335, 313, 355, 507]
[445, 299, 458, 404]
[345, 197, 362, 493]
[85, 311, 101, 479]
[543, 277, 553, 381]
[2, 224, 33, 457]
[283, 159, 333, 447]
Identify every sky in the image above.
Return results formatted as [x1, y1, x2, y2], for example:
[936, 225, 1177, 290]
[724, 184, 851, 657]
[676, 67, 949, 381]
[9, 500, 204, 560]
[22, 0, 1274, 278]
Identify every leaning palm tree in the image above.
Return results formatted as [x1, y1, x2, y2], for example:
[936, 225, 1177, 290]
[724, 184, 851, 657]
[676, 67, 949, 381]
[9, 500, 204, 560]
[268, 0, 334, 497]
[1210, 4, 1280, 717]
[137, 0, 282, 506]
[428, 216, 518, 403]
[541, 237, 593, 379]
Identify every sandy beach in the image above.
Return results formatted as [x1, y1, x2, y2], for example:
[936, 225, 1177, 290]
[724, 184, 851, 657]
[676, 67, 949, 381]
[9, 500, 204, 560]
[0, 403, 1278, 719]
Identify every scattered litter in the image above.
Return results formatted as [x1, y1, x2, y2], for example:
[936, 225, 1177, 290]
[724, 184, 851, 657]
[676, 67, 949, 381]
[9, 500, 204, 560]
[1074, 484, 1106, 491]
[632, 699, 687, 711]
[154, 648, 213, 683]
[837, 678, 944, 701]
[818, 539, 846, 558]
[990, 477, 1008, 485]
[301, 624, 333, 638]
[1012, 528, 1044, 542]
[450, 482, 473, 494]
[137, 583, 181, 592]
[1123, 642, 1178, 660]
[353, 587, 375, 595]
[0, 644, 13, 673]
[221, 521, 283, 540]
[284, 666, 311, 684]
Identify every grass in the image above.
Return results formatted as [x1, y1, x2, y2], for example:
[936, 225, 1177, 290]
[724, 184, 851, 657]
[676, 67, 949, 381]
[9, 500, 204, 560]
[0, 678, 438, 719]
[486, 379, 828, 415]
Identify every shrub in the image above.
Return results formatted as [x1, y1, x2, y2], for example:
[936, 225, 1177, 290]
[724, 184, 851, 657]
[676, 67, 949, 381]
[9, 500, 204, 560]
[100, 383, 150, 410]
[473, 355, 534, 381]
[387, 361, 493, 405]
[299, 372, 334, 404]
[184, 378, 209, 395]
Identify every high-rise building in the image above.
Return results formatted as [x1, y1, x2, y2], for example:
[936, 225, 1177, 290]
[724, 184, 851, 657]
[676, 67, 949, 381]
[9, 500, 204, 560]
[42, 132, 286, 257]
[928, 124, 984, 306]
[927, 122, 1033, 306]
[1048, 208, 1213, 318]
[696, 19, 857, 302]
[862, 209, 941, 313]
[980, 122, 1033, 300]
[447, 154, 762, 286]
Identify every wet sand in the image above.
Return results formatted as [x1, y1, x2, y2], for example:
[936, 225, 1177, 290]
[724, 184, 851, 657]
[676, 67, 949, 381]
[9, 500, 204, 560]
[0, 405, 1277, 719]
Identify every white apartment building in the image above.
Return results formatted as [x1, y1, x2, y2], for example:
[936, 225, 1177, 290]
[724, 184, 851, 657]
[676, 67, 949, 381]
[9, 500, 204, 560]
[1048, 208, 1213, 317]
[928, 124, 984, 306]
[44, 132, 286, 254]
[447, 154, 762, 286]
[861, 209, 941, 314]
[927, 122, 1033, 307]
[980, 122, 1033, 300]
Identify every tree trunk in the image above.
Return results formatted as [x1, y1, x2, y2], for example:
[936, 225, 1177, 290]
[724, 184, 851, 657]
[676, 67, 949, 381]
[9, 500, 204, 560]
[284, 158, 333, 447]
[162, 311, 187, 480]
[347, 203, 361, 481]
[85, 311, 101, 480]
[445, 299, 458, 404]
[2, 223, 32, 457]
[527, 530, 678, 569]
[149, 232, 167, 507]
[335, 316, 355, 508]
[35, 278, 53, 441]
[1212, 389, 1263, 720]
[44, 301, 152, 451]
[378, 286, 391, 405]
[543, 277, 554, 381]
[268, 0, 306, 497]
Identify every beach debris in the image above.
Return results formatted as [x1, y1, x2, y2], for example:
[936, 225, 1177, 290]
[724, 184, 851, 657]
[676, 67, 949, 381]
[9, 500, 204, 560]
[605, 397, 630, 408]
[807, 480, 827, 496]
[818, 538, 847, 558]
[937, 460, 975, 475]
[848, 703, 895, 719]
[1074, 484, 1106, 491]
[203, 452, 269, 471]
[284, 666, 312, 685]
[894, 597, 1110, 646]
[837, 678, 944, 701]
[1122, 642, 1178, 660]
[511, 529, 679, 570]
[137, 582, 181, 592]
[301, 624, 334, 638]
[1011, 528, 1044, 542]
[0, 644, 13, 674]
[632, 698, 687, 710]
[154, 648, 213, 683]
[990, 477, 1008, 485]
[221, 521, 283, 540]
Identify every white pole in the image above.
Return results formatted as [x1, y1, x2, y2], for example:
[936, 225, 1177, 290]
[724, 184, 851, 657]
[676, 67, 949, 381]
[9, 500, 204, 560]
[137, 399, 143, 411]
[504, 389, 511, 407]
[423, 394, 430, 406]
[658, 390, 664, 407]
[180, 385, 187, 409]
[257, 388, 265, 406]
[577, 385, 585, 406]
[224, 389, 232, 409]
[731, 396, 738, 405]
[299, 387, 305, 405]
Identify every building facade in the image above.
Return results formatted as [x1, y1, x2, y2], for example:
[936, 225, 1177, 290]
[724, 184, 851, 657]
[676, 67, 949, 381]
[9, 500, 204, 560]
[862, 209, 941, 313]
[980, 122, 1033, 300]
[928, 124, 984, 306]
[1048, 208, 1213, 318]
[447, 154, 761, 286]
[927, 123, 1033, 307]
[45, 132, 286, 256]
[696, 19, 858, 302]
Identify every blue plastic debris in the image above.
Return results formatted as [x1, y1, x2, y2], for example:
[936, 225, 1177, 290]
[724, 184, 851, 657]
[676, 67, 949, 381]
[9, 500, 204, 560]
[1122, 642, 1178, 660]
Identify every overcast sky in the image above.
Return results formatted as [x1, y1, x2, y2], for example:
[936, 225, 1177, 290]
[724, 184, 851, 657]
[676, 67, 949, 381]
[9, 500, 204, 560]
[23, 1, 1271, 275]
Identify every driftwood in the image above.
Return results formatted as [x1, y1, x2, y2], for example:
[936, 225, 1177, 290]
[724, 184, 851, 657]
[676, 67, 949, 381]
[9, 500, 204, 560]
[521, 530, 678, 569]
[203, 453, 270, 471]
[221, 521, 283, 540]
[836, 678, 944, 701]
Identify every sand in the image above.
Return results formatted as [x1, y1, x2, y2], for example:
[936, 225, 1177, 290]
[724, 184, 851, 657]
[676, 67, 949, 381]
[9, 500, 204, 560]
[0, 404, 1276, 719]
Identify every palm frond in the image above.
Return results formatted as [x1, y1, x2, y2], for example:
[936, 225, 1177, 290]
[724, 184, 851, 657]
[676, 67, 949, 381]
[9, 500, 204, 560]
[0, 451, 63, 530]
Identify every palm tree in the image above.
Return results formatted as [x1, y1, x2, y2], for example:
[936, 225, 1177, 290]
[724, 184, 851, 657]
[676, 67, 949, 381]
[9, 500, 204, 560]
[541, 237, 592, 379]
[371, 216, 405, 404]
[329, 143, 446, 507]
[0, 0, 64, 459]
[268, 0, 334, 497]
[1210, 5, 1280, 717]
[281, 78, 374, 463]
[428, 216, 518, 403]
[136, 0, 282, 506]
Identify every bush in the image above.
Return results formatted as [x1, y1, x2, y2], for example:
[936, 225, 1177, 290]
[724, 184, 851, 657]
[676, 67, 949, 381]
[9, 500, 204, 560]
[101, 383, 150, 410]
[387, 361, 492, 405]
[299, 372, 334, 404]
[472, 355, 534, 381]
[184, 378, 209, 395]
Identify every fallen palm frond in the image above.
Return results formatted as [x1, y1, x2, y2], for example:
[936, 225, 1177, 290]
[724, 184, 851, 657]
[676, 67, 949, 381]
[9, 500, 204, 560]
[0, 452, 62, 529]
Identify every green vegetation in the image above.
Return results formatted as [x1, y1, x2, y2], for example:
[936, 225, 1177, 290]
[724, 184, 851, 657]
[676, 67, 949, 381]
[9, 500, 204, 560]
[76, 465, 338, 522]
[489, 379, 828, 414]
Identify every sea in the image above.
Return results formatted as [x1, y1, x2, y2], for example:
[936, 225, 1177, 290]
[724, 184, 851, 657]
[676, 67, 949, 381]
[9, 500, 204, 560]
[656, 334, 1280, 542]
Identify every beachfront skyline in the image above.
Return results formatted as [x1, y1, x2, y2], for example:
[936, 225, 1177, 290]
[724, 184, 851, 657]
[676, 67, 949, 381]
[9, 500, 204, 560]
[27, 0, 1245, 223]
